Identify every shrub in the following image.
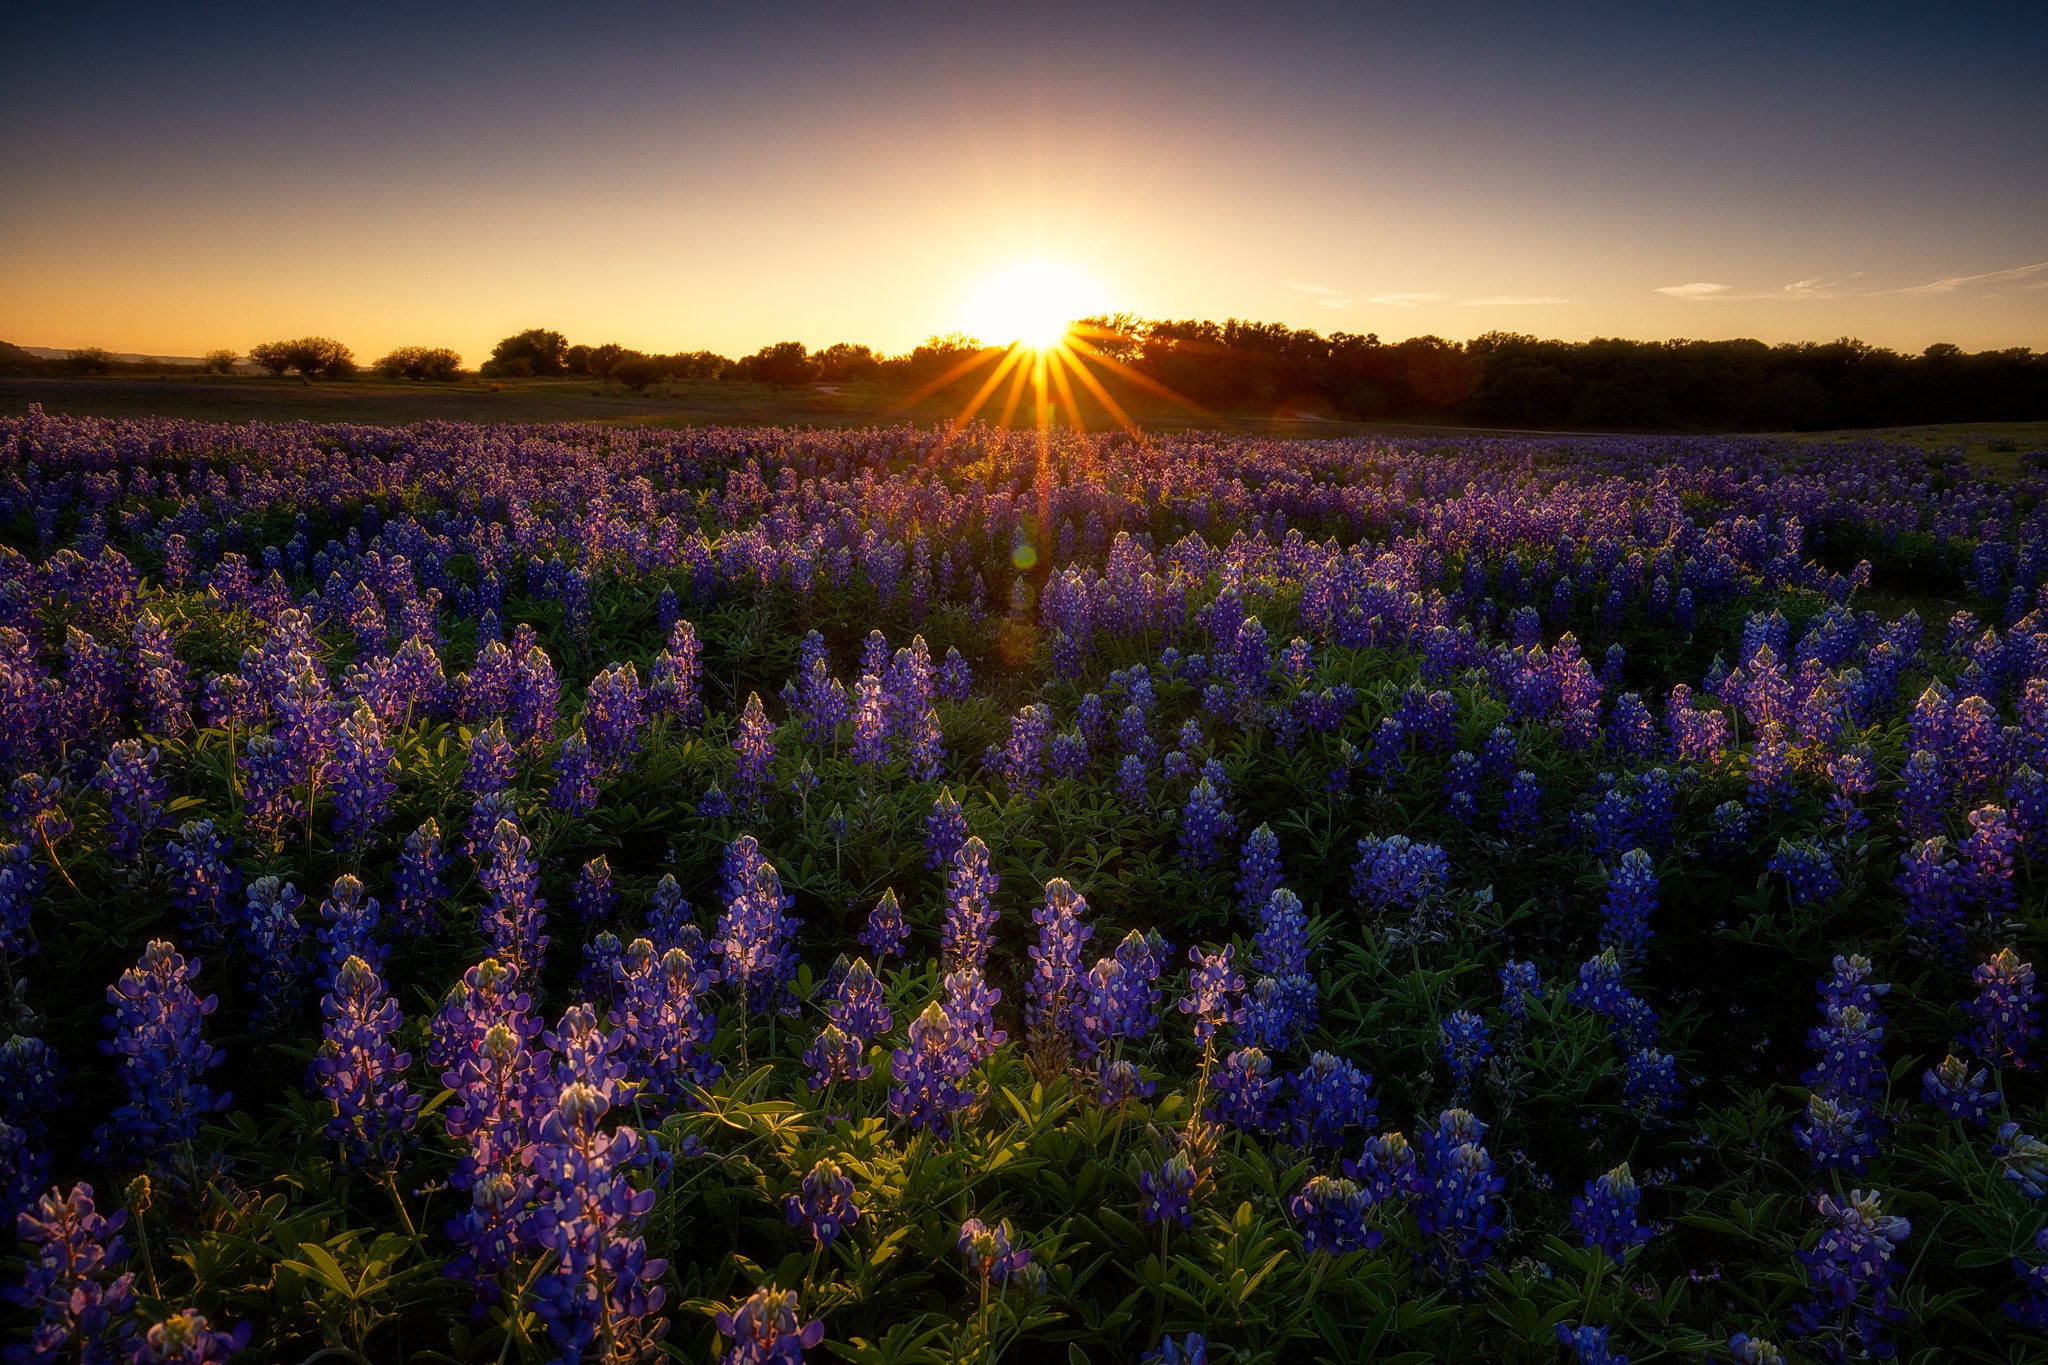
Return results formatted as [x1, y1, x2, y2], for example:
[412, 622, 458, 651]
[199, 349, 239, 375]
[372, 346, 462, 381]
[248, 336, 355, 379]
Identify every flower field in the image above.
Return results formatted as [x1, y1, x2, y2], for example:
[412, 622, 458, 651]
[0, 404, 2042, 1364]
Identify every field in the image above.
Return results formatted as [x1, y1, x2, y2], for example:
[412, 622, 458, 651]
[0, 408, 2043, 1364]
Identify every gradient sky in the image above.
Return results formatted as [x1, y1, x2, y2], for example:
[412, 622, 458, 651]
[3, 2, 2044, 363]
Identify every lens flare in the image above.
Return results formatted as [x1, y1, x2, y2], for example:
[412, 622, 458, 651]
[961, 261, 1103, 350]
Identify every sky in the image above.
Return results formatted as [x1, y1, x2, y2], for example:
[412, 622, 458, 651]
[2, 1, 2044, 364]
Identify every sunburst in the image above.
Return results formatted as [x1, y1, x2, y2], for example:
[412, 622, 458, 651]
[901, 261, 1205, 435]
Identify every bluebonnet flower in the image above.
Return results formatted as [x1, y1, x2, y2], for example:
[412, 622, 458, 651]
[1965, 948, 2043, 1069]
[851, 673, 890, 767]
[1709, 799, 1751, 854]
[1349, 835, 1449, 913]
[1768, 840, 1840, 905]
[1724, 1333, 1785, 1365]
[1789, 1189, 1909, 1363]
[698, 783, 734, 820]
[889, 1002, 976, 1137]
[392, 818, 450, 935]
[1569, 950, 1656, 1050]
[924, 788, 968, 870]
[1207, 1047, 1276, 1130]
[1026, 878, 1093, 1037]
[1571, 1163, 1651, 1263]
[243, 875, 308, 1029]
[716, 841, 801, 1016]
[995, 703, 1051, 796]
[859, 888, 908, 962]
[1920, 1053, 1994, 1126]
[644, 874, 697, 952]
[1498, 960, 1543, 1022]
[1793, 955, 1889, 1173]
[3, 1182, 137, 1364]
[549, 729, 601, 815]
[94, 739, 166, 861]
[327, 705, 395, 848]
[1140, 1150, 1196, 1228]
[0, 1034, 62, 1223]
[313, 955, 419, 1167]
[1144, 1333, 1208, 1365]
[716, 1285, 824, 1364]
[2011, 1230, 2048, 1328]
[944, 967, 1006, 1064]
[1239, 886, 1318, 1052]
[1442, 750, 1481, 824]
[524, 1082, 668, 1362]
[1623, 1048, 1681, 1123]
[463, 718, 518, 796]
[648, 617, 703, 724]
[1076, 930, 1166, 1061]
[1555, 1324, 1628, 1365]
[938, 646, 973, 701]
[0, 841, 44, 958]
[1236, 824, 1283, 914]
[1599, 849, 1658, 960]
[1344, 1131, 1417, 1207]
[573, 856, 615, 926]
[1287, 1173, 1372, 1254]
[958, 1216, 1031, 1285]
[1499, 769, 1542, 836]
[1284, 1052, 1375, 1150]
[732, 692, 775, 809]
[1181, 944, 1245, 1050]
[804, 1022, 868, 1091]
[315, 873, 386, 993]
[1410, 1108, 1506, 1289]
[480, 817, 549, 975]
[1116, 753, 1150, 806]
[828, 957, 893, 1042]
[1439, 1011, 1492, 1099]
[94, 940, 228, 1164]
[583, 661, 647, 775]
[942, 836, 999, 974]
[1994, 1123, 2048, 1198]
[614, 943, 721, 1107]
[163, 819, 242, 954]
[786, 1158, 860, 1248]
[1178, 777, 1234, 868]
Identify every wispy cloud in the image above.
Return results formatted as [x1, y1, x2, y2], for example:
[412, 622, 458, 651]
[1284, 280, 1357, 310]
[1456, 295, 1570, 306]
[1866, 261, 2048, 298]
[1287, 282, 1568, 310]
[1656, 282, 1732, 299]
[1367, 292, 1447, 308]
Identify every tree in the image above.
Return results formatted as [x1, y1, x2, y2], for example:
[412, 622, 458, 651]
[483, 328, 569, 378]
[200, 349, 239, 375]
[250, 337, 354, 379]
[815, 342, 880, 384]
[64, 347, 114, 375]
[735, 341, 821, 387]
[373, 346, 463, 381]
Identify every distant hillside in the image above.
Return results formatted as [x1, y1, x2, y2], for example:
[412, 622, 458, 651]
[14, 344, 212, 365]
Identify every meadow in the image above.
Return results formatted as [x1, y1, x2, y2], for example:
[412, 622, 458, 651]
[0, 405, 2042, 1364]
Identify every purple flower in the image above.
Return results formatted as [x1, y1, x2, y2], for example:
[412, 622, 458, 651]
[3, 1183, 137, 1365]
[1026, 878, 1093, 1038]
[1599, 849, 1658, 959]
[614, 941, 722, 1108]
[1180, 944, 1244, 1049]
[1076, 930, 1166, 1060]
[1571, 1163, 1651, 1263]
[393, 819, 450, 935]
[803, 1022, 868, 1090]
[958, 1216, 1031, 1285]
[1145, 1333, 1209, 1365]
[1290, 1173, 1374, 1255]
[941, 836, 999, 974]
[1236, 824, 1283, 914]
[1767, 840, 1840, 905]
[1790, 1189, 1909, 1361]
[889, 1002, 976, 1137]
[1177, 777, 1234, 869]
[583, 661, 647, 775]
[1994, 1122, 2048, 1198]
[1921, 1053, 1994, 1126]
[243, 875, 308, 1029]
[1140, 1151, 1196, 1228]
[715, 1286, 823, 1365]
[480, 817, 549, 975]
[923, 788, 968, 870]
[1410, 1108, 1506, 1289]
[312, 954, 419, 1166]
[549, 729, 600, 815]
[572, 856, 616, 926]
[828, 957, 893, 1043]
[995, 704, 1051, 796]
[0, 841, 44, 958]
[715, 837, 801, 1015]
[94, 739, 166, 862]
[1284, 1051, 1375, 1150]
[1439, 1011, 1492, 1099]
[1556, 1323, 1628, 1365]
[733, 692, 775, 809]
[859, 888, 908, 962]
[1965, 948, 2043, 1069]
[163, 819, 242, 954]
[328, 705, 395, 847]
[1207, 1047, 1276, 1130]
[94, 940, 228, 1163]
[1498, 960, 1543, 1023]
[1349, 835, 1449, 913]
[314, 873, 385, 993]
[786, 1158, 860, 1248]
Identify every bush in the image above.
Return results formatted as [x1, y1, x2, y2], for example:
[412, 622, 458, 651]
[64, 347, 114, 375]
[199, 349, 239, 375]
[372, 346, 463, 381]
[611, 354, 664, 391]
[734, 340, 821, 386]
[248, 336, 355, 379]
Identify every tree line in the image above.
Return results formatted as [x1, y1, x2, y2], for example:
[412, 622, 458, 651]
[6, 321, 2044, 429]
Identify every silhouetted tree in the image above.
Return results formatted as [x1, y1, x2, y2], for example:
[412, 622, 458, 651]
[373, 346, 463, 381]
[735, 341, 821, 387]
[483, 328, 569, 378]
[249, 337, 354, 379]
[200, 349, 239, 375]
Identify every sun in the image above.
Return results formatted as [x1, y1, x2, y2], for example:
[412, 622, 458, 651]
[961, 259, 1105, 350]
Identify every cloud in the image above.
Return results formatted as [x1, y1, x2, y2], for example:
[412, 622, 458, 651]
[1456, 295, 1570, 306]
[1656, 282, 1732, 299]
[1867, 261, 2048, 298]
[1285, 280, 1357, 310]
[1781, 278, 1835, 298]
[1367, 292, 1447, 307]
